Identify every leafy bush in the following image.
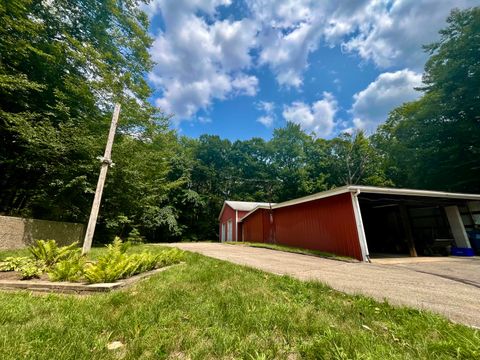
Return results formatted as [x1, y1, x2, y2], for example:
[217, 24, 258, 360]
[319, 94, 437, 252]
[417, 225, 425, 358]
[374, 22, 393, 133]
[1, 239, 184, 284]
[84, 239, 184, 284]
[156, 248, 185, 267]
[127, 228, 145, 244]
[107, 236, 131, 255]
[19, 261, 44, 280]
[0, 257, 32, 272]
[48, 253, 85, 282]
[29, 240, 80, 268]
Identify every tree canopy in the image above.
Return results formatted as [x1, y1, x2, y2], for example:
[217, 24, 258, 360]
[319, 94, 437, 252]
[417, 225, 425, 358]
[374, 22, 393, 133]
[1, 4, 479, 242]
[374, 7, 480, 193]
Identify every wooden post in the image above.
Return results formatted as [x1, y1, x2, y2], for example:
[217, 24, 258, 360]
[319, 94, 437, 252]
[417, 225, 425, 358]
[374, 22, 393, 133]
[82, 104, 121, 254]
[399, 204, 418, 257]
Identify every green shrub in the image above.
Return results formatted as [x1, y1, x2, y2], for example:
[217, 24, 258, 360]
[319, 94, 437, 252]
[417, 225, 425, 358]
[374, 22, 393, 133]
[0, 257, 32, 272]
[106, 236, 131, 255]
[84, 239, 184, 284]
[126, 228, 145, 244]
[19, 260, 44, 280]
[156, 248, 185, 267]
[48, 253, 85, 282]
[29, 240, 80, 268]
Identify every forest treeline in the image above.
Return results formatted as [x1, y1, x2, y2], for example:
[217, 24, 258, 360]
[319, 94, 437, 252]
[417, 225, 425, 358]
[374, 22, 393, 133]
[1, 2, 479, 242]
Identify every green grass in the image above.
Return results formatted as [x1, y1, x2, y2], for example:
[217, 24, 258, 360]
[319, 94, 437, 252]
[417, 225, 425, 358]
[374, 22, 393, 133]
[228, 241, 356, 261]
[0, 245, 479, 359]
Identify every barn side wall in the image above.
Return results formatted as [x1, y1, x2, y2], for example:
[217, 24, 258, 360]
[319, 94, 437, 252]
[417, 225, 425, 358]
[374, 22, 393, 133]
[219, 205, 236, 241]
[241, 209, 271, 243]
[273, 193, 362, 260]
[236, 210, 249, 242]
[0, 215, 84, 250]
[240, 193, 363, 260]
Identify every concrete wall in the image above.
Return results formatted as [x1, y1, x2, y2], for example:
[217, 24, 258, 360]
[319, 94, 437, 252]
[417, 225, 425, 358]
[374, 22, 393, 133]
[0, 215, 85, 250]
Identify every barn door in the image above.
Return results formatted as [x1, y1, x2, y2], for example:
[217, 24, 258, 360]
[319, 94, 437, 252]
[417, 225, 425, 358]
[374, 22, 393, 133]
[227, 220, 233, 241]
[221, 223, 226, 242]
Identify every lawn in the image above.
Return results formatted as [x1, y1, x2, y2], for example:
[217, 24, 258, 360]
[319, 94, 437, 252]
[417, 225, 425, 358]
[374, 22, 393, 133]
[0, 244, 479, 359]
[227, 241, 356, 262]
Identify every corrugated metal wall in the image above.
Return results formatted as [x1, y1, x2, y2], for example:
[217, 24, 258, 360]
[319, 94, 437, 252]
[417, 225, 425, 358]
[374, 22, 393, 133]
[241, 209, 270, 242]
[219, 205, 236, 241]
[236, 210, 249, 241]
[240, 193, 362, 260]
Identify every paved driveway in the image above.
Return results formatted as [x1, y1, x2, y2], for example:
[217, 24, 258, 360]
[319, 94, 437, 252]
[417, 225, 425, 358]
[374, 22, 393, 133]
[166, 243, 480, 327]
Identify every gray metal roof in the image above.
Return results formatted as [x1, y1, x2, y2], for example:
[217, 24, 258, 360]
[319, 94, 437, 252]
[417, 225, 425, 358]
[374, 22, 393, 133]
[225, 186, 480, 222]
[273, 185, 480, 210]
[225, 201, 274, 211]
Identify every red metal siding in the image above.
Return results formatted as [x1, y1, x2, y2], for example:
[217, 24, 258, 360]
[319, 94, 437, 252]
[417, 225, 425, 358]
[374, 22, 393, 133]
[240, 193, 362, 260]
[219, 204, 237, 241]
[241, 209, 270, 243]
[273, 193, 362, 260]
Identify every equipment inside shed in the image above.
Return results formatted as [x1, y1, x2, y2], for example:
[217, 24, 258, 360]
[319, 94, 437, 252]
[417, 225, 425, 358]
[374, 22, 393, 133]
[358, 194, 476, 257]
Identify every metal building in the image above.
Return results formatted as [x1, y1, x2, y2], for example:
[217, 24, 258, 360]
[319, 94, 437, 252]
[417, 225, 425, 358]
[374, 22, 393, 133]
[218, 186, 480, 261]
[218, 201, 274, 242]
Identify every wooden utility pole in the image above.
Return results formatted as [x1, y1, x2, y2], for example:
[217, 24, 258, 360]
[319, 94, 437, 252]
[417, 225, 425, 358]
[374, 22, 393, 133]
[82, 103, 121, 254]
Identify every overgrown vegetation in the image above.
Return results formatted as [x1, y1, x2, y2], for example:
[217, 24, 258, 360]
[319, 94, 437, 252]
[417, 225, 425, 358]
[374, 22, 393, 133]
[0, 247, 478, 359]
[0, 239, 184, 283]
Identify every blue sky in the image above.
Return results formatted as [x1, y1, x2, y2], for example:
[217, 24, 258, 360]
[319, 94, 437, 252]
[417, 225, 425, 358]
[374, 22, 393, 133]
[143, 0, 477, 140]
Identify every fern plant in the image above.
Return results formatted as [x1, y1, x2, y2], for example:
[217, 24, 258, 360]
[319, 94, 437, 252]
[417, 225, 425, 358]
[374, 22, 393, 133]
[83, 239, 182, 284]
[29, 240, 79, 268]
[156, 248, 185, 267]
[48, 254, 85, 282]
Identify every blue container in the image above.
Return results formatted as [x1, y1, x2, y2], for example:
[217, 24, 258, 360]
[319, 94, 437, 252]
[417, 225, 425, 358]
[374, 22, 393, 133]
[451, 247, 475, 257]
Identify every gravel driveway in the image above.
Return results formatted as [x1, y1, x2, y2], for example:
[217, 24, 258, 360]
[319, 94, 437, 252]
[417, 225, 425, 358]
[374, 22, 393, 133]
[166, 242, 480, 327]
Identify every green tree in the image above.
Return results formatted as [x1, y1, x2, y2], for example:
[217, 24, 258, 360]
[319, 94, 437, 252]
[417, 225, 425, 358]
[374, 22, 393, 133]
[375, 7, 480, 192]
[327, 131, 391, 186]
[269, 122, 313, 201]
[0, 0, 159, 221]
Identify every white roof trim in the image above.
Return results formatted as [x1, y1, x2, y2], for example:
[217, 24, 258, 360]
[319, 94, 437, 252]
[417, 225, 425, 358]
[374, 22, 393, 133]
[349, 185, 480, 201]
[238, 205, 272, 222]
[232, 185, 480, 222]
[271, 186, 351, 209]
[218, 201, 275, 220]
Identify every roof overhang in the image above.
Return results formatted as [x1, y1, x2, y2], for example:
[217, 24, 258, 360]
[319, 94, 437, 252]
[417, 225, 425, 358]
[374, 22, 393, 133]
[237, 185, 480, 221]
[238, 205, 272, 222]
[218, 201, 277, 220]
[350, 185, 480, 201]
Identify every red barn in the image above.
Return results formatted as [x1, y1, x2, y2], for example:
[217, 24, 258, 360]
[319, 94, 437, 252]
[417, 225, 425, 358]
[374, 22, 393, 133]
[219, 186, 480, 261]
[218, 201, 274, 242]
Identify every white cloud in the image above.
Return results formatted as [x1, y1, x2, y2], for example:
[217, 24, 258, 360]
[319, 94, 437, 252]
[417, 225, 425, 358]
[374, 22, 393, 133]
[247, 0, 472, 86]
[340, 0, 474, 69]
[197, 116, 212, 124]
[147, 0, 258, 123]
[351, 69, 422, 132]
[145, 0, 472, 124]
[282, 92, 338, 137]
[257, 115, 274, 127]
[256, 101, 276, 127]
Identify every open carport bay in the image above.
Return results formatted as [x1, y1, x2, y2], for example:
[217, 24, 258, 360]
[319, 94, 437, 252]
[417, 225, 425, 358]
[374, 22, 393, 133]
[358, 193, 479, 258]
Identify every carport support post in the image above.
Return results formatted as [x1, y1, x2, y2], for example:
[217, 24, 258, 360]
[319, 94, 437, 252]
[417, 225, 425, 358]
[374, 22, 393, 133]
[445, 206, 472, 248]
[399, 204, 418, 257]
[351, 191, 370, 262]
[82, 103, 121, 254]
